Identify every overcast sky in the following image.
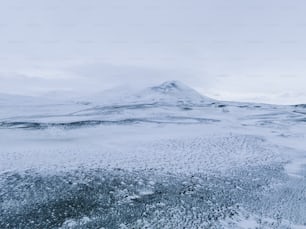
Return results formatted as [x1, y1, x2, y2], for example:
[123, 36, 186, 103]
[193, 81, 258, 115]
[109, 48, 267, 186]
[0, 0, 306, 104]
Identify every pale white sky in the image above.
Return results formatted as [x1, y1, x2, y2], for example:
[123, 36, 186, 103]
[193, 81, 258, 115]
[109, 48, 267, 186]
[0, 0, 306, 104]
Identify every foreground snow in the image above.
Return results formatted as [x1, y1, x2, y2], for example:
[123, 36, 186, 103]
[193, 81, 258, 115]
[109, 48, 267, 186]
[1, 81, 306, 228]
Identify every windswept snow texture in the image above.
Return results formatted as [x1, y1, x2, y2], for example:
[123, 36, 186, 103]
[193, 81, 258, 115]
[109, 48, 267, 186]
[1, 81, 306, 228]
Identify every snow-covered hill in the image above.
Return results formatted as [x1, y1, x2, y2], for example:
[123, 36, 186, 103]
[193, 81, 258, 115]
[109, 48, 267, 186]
[85, 80, 214, 106]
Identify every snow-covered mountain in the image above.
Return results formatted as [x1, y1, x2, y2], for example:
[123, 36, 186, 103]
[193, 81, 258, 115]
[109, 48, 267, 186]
[85, 80, 214, 106]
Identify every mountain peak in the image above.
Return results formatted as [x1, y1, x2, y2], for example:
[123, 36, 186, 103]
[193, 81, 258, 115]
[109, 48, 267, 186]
[144, 80, 214, 105]
[151, 81, 186, 93]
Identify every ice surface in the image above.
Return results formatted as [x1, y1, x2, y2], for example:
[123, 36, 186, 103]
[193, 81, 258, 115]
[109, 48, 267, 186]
[1, 81, 306, 228]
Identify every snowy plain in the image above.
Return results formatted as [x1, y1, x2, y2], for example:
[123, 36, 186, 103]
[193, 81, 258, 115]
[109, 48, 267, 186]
[1, 81, 306, 228]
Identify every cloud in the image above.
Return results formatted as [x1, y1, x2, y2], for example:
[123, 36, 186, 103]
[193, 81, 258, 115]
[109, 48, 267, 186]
[0, 62, 212, 97]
